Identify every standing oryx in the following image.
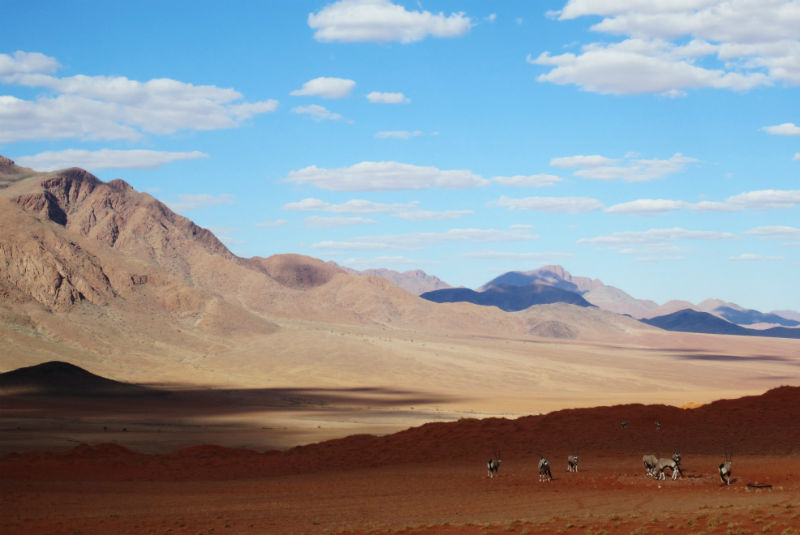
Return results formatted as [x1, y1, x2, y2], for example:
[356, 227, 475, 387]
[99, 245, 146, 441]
[567, 454, 579, 472]
[487, 456, 502, 478]
[642, 454, 658, 477]
[719, 452, 733, 485]
[656, 452, 683, 481]
[538, 456, 552, 482]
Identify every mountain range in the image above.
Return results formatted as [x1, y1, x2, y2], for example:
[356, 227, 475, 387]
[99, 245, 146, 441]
[415, 263, 799, 336]
[0, 154, 798, 391]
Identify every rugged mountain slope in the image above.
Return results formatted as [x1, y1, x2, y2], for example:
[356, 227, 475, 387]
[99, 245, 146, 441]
[359, 268, 451, 295]
[478, 265, 602, 294]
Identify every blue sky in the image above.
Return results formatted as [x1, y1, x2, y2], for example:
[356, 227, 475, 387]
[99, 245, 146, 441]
[1, 0, 799, 312]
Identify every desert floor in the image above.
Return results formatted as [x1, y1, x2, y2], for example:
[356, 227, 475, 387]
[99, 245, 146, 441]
[2, 451, 799, 534]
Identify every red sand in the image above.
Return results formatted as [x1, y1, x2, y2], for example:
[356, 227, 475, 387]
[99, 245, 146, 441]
[2, 387, 799, 534]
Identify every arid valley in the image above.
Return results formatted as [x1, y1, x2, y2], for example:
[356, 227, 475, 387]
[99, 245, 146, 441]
[3, 2, 800, 531]
[2, 155, 800, 534]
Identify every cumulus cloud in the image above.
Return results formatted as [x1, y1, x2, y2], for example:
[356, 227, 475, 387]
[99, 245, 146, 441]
[282, 197, 471, 221]
[728, 253, 783, 261]
[607, 189, 800, 215]
[341, 255, 429, 268]
[746, 225, 800, 239]
[532, 1, 800, 95]
[763, 122, 800, 135]
[305, 215, 376, 227]
[606, 199, 690, 215]
[291, 104, 344, 121]
[550, 155, 617, 168]
[375, 130, 423, 139]
[166, 193, 235, 213]
[366, 91, 409, 104]
[394, 209, 473, 221]
[492, 195, 604, 213]
[290, 77, 356, 98]
[16, 149, 208, 171]
[579, 227, 737, 253]
[462, 250, 572, 261]
[283, 197, 418, 214]
[553, 152, 697, 182]
[308, 0, 472, 43]
[256, 220, 288, 228]
[283, 161, 490, 191]
[311, 227, 538, 251]
[493, 174, 563, 187]
[0, 51, 277, 143]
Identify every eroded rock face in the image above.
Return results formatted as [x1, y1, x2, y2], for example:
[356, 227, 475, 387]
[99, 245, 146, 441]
[8, 168, 232, 278]
[0, 214, 117, 311]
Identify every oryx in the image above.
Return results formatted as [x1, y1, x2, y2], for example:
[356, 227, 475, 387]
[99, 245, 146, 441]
[538, 456, 552, 482]
[487, 456, 502, 478]
[642, 454, 658, 478]
[719, 451, 733, 485]
[567, 454, 579, 472]
[656, 451, 682, 481]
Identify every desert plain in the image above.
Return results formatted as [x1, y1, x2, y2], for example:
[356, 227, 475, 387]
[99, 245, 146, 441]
[1, 160, 799, 534]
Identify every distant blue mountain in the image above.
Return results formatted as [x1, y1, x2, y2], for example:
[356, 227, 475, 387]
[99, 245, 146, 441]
[714, 306, 800, 327]
[643, 309, 800, 339]
[420, 283, 593, 312]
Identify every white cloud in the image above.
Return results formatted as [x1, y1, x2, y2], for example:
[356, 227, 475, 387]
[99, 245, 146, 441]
[746, 226, 800, 239]
[606, 199, 690, 215]
[292, 104, 344, 121]
[579, 227, 736, 252]
[492, 195, 604, 213]
[283, 161, 490, 191]
[493, 174, 563, 187]
[462, 250, 572, 261]
[763, 122, 800, 136]
[311, 227, 538, 251]
[342, 255, 429, 268]
[608, 189, 800, 215]
[550, 155, 617, 168]
[394, 209, 473, 221]
[16, 149, 208, 171]
[565, 152, 697, 182]
[305, 215, 376, 227]
[728, 253, 783, 261]
[795, 153, 800, 160]
[712, 189, 800, 210]
[308, 0, 472, 43]
[485, 13, 497, 23]
[166, 193, 235, 213]
[256, 220, 288, 228]
[283, 197, 418, 214]
[0, 50, 59, 76]
[533, 1, 800, 95]
[282, 197, 471, 221]
[375, 130, 423, 139]
[366, 91, 409, 104]
[290, 77, 356, 99]
[0, 51, 277, 143]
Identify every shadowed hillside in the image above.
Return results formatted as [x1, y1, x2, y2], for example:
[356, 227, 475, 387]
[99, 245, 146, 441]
[0, 361, 155, 396]
[1, 386, 797, 481]
[421, 283, 593, 312]
[644, 309, 800, 339]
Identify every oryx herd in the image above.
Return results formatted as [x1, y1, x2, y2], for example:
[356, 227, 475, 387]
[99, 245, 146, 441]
[487, 449, 732, 484]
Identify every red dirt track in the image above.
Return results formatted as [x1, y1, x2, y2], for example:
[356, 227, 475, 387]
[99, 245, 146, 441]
[2, 387, 800, 534]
